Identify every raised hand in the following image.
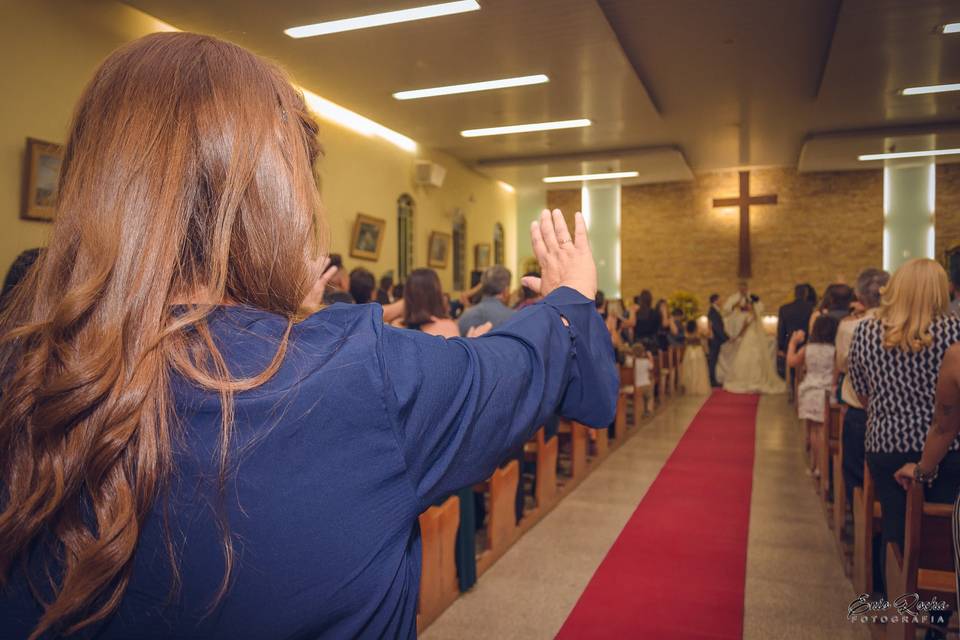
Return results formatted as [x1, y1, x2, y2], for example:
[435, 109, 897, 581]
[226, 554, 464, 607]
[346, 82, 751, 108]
[521, 209, 597, 301]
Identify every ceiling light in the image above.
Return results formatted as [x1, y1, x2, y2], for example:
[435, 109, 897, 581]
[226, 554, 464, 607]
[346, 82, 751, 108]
[858, 148, 960, 161]
[543, 171, 639, 183]
[394, 74, 548, 100]
[461, 118, 591, 138]
[301, 88, 416, 152]
[941, 23, 960, 34]
[498, 181, 515, 193]
[900, 83, 960, 95]
[285, 0, 480, 38]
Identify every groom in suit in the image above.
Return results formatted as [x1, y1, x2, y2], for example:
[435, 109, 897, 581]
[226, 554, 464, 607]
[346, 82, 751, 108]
[707, 293, 728, 387]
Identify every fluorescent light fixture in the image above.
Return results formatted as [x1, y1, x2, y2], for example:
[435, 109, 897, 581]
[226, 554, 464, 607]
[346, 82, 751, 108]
[393, 74, 548, 100]
[301, 88, 416, 152]
[858, 148, 960, 161]
[543, 171, 638, 184]
[941, 23, 960, 34]
[497, 181, 515, 193]
[461, 118, 591, 138]
[285, 0, 480, 38]
[900, 82, 960, 95]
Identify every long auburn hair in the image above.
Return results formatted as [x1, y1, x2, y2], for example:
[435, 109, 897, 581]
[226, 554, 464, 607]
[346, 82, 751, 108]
[0, 32, 325, 638]
[877, 258, 950, 353]
[403, 268, 448, 327]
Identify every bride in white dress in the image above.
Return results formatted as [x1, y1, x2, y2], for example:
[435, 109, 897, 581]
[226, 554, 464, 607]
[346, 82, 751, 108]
[720, 298, 786, 394]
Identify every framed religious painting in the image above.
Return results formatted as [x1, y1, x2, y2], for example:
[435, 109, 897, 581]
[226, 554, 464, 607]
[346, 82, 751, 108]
[428, 232, 451, 269]
[350, 213, 386, 261]
[474, 243, 491, 269]
[21, 137, 64, 222]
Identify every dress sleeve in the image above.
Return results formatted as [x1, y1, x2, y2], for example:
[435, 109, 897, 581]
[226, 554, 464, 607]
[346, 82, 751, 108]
[378, 286, 618, 511]
[847, 322, 869, 398]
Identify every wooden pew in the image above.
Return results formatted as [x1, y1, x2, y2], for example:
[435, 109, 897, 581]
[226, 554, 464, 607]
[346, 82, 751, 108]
[523, 428, 558, 509]
[833, 405, 847, 548]
[417, 496, 460, 630]
[819, 404, 842, 504]
[616, 364, 632, 437]
[853, 463, 882, 595]
[884, 482, 956, 640]
[558, 419, 588, 480]
[480, 460, 520, 554]
[591, 425, 609, 460]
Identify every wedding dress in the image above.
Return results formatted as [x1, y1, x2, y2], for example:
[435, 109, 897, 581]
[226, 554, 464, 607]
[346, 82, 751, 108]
[721, 308, 786, 394]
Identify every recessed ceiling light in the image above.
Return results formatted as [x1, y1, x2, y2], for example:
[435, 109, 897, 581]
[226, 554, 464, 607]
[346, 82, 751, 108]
[498, 181, 515, 193]
[461, 118, 591, 137]
[393, 74, 549, 100]
[900, 82, 960, 96]
[285, 0, 480, 38]
[941, 23, 960, 34]
[543, 171, 639, 183]
[858, 148, 960, 161]
[301, 88, 416, 152]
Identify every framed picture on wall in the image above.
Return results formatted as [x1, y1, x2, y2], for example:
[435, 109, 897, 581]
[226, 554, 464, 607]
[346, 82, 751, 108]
[474, 243, 491, 269]
[21, 137, 64, 222]
[428, 232, 451, 268]
[350, 213, 386, 261]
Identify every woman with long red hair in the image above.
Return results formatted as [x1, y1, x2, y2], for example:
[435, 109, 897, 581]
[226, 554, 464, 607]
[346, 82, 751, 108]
[0, 32, 616, 639]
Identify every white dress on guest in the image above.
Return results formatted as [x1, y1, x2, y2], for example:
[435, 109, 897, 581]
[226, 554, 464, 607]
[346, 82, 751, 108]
[681, 338, 711, 395]
[797, 343, 835, 422]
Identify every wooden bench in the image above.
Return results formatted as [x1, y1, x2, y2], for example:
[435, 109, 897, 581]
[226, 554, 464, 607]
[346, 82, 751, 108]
[832, 405, 847, 548]
[819, 403, 842, 505]
[417, 496, 460, 630]
[558, 419, 588, 480]
[523, 427, 558, 509]
[477, 460, 520, 556]
[884, 482, 956, 640]
[853, 463, 882, 595]
[590, 425, 609, 460]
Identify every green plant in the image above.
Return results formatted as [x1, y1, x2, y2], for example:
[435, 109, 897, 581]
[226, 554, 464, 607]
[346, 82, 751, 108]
[667, 291, 700, 321]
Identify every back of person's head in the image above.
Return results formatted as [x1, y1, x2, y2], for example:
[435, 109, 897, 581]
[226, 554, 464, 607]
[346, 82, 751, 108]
[793, 284, 808, 302]
[327, 253, 343, 271]
[0, 32, 326, 638]
[633, 343, 647, 358]
[804, 284, 818, 304]
[0, 248, 42, 308]
[685, 320, 697, 334]
[878, 258, 950, 353]
[392, 283, 404, 300]
[378, 273, 393, 291]
[349, 267, 376, 303]
[480, 265, 511, 297]
[709, 293, 720, 305]
[403, 268, 447, 327]
[855, 268, 890, 309]
[323, 290, 355, 305]
[595, 290, 606, 311]
[821, 283, 854, 313]
[810, 315, 839, 344]
[671, 307, 683, 318]
[637, 289, 653, 312]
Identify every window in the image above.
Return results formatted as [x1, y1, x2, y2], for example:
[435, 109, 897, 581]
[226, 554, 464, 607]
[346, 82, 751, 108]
[493, 222, 504, 266]
[452, 210, 466, 291]
[397, 194, 414, 282]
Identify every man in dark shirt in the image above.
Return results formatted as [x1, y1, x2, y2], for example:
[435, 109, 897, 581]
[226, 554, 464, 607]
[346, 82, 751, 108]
[777, 284, 815, 386]
[707, 293, 727, 387]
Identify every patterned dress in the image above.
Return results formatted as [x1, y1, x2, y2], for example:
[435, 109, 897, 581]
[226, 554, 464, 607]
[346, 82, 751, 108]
[798, 343, 836, 422]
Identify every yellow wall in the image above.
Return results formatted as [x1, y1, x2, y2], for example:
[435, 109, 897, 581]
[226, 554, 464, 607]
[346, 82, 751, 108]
[0, 0, 516, 292]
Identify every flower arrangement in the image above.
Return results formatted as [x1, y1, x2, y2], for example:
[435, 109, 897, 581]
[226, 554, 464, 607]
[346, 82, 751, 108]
[667, 291, 700, 321]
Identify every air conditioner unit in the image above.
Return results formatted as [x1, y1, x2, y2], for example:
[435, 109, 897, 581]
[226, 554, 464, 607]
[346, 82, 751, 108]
[415, 161, 446, 188]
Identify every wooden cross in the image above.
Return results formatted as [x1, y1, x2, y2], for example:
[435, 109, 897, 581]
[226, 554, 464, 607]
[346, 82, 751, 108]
[712, 170, 777, 278]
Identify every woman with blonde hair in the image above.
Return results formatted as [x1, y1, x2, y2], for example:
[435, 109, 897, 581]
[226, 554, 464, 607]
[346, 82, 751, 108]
[848, 258, 960, 570]
[0, 33, 617, 639]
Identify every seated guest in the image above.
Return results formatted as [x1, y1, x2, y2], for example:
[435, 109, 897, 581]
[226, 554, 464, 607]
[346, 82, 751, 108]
[392, 282, 404, 301]
[400, 268, 458, 338]
[788, 315, 838, 477]
[848, 259, 960, 565]
[810, 283, 854, 330]
[349, 266, 376, 304]
[836, 268, 889, 502]
[376, 273, 394, 305]
[0, 33, 619, 640]
[458, 265, 515, 336]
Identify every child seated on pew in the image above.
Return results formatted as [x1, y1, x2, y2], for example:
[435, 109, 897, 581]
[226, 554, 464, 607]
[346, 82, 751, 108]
[787, 315, 838, 477]
[632, 343, 654, 417]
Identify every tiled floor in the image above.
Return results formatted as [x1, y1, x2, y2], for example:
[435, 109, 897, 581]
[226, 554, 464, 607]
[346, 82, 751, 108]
[422, 393, 869, 640]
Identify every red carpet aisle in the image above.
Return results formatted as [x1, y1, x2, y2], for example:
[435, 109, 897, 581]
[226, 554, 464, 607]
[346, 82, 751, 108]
[557, 391, 759, 639]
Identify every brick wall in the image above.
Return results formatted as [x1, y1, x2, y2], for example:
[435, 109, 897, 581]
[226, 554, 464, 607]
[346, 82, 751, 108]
[938, 163, 960, 261]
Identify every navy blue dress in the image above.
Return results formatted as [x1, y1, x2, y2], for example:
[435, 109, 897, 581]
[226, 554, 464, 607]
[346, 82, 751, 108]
[3, 287, 617, 639]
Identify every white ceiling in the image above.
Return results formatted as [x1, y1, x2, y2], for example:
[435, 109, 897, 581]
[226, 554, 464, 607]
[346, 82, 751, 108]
[123, 0, 960, 187]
